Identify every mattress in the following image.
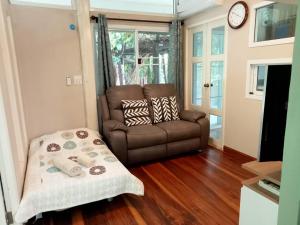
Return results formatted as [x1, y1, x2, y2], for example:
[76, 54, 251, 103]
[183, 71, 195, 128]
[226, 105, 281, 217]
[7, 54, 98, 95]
[14, 128, 144, 223]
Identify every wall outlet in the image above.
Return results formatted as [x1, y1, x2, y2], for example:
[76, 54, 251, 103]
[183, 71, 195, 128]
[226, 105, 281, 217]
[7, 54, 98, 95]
[73, 75, 82, 85]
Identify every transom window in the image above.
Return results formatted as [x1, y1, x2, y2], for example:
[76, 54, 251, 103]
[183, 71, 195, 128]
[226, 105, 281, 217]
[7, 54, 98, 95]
[250, 1, 297, 47]
[10, 0, 72, 8]
[90, 0, 174, 15]
[248, 64, 268, 98]
[246, 59, 292, 100]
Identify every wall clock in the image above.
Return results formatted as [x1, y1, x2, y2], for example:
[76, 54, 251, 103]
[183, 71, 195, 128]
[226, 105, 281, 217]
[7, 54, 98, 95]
[228, 1, 249, 29]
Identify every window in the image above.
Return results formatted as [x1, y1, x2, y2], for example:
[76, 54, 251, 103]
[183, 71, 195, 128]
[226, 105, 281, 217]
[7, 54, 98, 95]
[192, 63, 203, 105]
[246, 59, 292, 100]
[250, 2, 297, 47]
[211, 26, 224, 55]
[109, 30, 170, 85]
[193, 32, 203, 57]
[10, 0, 72, 8]
[210, 61, 224, 110]
[210, 115, 222, 140]
[248, 65, 267, 98]
[90, 0, 174, 15]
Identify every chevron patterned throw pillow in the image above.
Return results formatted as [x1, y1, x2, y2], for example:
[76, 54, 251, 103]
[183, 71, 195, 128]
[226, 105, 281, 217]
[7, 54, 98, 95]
[151, 96, 180, 124]
[121, 99, 152, 127]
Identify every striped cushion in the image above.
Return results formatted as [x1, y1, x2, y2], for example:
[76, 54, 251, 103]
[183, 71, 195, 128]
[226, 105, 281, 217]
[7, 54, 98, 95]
[151, 96, 180, 124]
[121, 99, 152, 127]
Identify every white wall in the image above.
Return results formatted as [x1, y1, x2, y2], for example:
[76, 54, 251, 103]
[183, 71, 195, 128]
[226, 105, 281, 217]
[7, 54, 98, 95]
[184, 0, 294, 157]
[10, 5, 86, 140]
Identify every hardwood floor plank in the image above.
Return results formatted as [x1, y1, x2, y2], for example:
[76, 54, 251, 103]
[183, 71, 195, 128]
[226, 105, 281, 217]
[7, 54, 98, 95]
[199, 149, 254, 180]
[72, 208, 85, 225]
[81, 197, 139, 225]
[142, 163, 237, 225]
[123, 196, 147, 225]
[165, 158, 240, 213]
[129, 166, 199, 225]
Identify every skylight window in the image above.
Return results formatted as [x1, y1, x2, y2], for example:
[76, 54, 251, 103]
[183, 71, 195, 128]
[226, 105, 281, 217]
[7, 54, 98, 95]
[90, 0, 174, 15]
[10, 0, 72, 8]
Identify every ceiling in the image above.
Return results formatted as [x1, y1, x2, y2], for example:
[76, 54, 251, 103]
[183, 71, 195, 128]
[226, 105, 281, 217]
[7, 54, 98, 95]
[91, 0, 223, 18]
[177, 0, 224, 18]
[10, 0, 224, 19]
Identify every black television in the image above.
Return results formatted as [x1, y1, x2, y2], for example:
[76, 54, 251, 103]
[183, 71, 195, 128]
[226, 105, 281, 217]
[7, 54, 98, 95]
[259, 64, 292, 162]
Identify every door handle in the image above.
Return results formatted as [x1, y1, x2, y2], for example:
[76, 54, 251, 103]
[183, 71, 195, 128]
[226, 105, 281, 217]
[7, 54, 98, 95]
[204, 83, 209, 88]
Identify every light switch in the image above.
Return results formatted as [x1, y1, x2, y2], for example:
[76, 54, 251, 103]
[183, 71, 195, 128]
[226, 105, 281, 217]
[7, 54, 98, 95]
[66, 76, 72, 86]
[73, 75, 82, 85]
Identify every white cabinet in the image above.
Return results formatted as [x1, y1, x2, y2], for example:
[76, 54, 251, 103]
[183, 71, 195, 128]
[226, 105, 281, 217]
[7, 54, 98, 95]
[239, 186, 279, 225]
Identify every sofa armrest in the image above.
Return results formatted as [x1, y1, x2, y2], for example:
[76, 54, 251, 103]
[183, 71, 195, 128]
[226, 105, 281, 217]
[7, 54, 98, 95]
[197, 117, 210, 149]
[103, 120, 128, 132]
[103, 120, 128, 164]
[180, 110, 206, 122]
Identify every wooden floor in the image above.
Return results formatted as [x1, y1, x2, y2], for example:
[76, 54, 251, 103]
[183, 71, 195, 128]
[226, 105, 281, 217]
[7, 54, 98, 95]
[31, 148, 255, 225]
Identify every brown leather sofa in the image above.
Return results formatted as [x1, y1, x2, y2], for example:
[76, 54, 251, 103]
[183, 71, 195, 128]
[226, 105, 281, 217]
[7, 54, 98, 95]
[99, 84, 210, 165]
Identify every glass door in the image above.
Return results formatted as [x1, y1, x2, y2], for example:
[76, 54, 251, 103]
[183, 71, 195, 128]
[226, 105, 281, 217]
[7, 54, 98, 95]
[190, 19, 226, 148]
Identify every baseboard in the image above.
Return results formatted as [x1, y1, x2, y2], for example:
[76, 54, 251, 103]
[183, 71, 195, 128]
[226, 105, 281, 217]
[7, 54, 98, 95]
[223, 145, 257, 161]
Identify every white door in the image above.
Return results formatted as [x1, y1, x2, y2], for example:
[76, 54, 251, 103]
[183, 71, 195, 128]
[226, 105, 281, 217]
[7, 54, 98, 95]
[189, 19, 226, 148]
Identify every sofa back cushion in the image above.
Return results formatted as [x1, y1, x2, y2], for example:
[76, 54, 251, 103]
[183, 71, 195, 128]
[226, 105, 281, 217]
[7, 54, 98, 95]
[143, 84, 177, 100]
[106, 85, 145, 123]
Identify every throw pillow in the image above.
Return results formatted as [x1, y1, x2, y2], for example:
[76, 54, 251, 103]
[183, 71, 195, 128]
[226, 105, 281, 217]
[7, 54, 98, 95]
[151, 96, 180, 123]
[121, 99, 152, 127]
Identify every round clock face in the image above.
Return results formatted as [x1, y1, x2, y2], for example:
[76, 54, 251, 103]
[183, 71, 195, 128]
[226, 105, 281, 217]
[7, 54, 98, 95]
[228, 1, 248, 29]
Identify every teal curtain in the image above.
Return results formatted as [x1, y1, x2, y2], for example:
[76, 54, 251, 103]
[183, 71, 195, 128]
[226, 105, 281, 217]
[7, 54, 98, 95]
[168, 20, 184, 109]
[94, 14, 116, 96]
[94, 14, 116, 132]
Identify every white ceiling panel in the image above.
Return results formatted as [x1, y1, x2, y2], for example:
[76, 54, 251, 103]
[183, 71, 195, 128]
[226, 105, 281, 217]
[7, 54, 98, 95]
[177, 0, 223, 18]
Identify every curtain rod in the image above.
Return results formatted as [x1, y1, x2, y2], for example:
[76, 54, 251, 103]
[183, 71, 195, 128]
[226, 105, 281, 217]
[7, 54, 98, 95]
[90, 15, 183, 25]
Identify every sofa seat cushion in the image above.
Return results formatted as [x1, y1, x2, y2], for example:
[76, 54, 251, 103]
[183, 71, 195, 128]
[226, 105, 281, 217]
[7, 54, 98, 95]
[156, 120, 201, 143]
[127, 125, 167, 149]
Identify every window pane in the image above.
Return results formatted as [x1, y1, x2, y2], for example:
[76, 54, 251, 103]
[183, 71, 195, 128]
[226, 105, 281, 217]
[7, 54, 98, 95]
[138, 32, 169, 85]
[12, 0, 71, 6]
[256, 65, 267, 91]
[90, 0, 174, 15]
[211, 26, 225, 55]
[109, 31, 136, 85]
[210, 115, 222, 140]
[192, 63, 203, 105]
[193, 32, 203, 57]
[255, 3, 297, 42]
[210, 61, 224, 110]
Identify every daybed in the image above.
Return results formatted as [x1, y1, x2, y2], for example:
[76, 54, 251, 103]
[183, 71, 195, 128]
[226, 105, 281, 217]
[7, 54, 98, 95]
[15, 128, 144, 223]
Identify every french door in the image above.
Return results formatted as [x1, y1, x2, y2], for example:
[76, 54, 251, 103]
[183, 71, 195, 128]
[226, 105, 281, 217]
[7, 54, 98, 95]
[189, 19, 226, 147]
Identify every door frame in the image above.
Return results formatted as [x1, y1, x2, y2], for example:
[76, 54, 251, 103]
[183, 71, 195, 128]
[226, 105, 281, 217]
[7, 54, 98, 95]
[185, 15, 228, 149]
[0, 176, 7, 225]
[0, 0, 26, 224]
